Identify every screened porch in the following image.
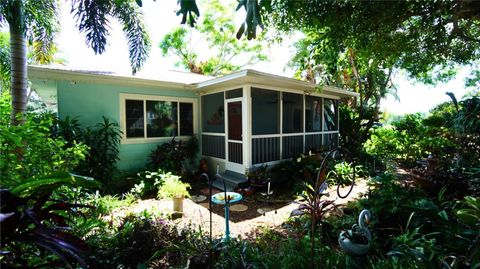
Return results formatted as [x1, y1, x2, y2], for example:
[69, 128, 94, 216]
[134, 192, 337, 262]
[201, 86, 340, 173]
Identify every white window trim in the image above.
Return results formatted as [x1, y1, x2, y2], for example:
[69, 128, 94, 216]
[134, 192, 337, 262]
[119, 93, 197, 144]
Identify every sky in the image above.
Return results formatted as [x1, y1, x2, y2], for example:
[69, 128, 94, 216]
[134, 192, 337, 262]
[53, 1, 475, 116]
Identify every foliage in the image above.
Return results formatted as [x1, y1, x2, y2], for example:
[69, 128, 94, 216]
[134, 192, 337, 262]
[267, 0, 480, 84]
[0, 94, 88, 188]
[214, 234, 346, 269]
[130, 170, 166, 199]
[0, 173, 98, 268]
[0, 32, 10, 91]
[156, 171, 191, 199]
[75, 117, 122, 188]
[266, 0, 480, 157]
[327, 161, 364, 187]
[1, 0, 150, 73]
[83, 211, 209, 268]
[364, 113, 457, 168]
[455, 196, 480, 267]
[55, 116, 123, 190]
[351, 173, 479, 268]
[149, 136, 197, 176]
[159, 0, 268, 75]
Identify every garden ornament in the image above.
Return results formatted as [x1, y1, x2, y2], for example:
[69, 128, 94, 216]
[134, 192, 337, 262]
[338, 209, 372, 269]
[211, 164, 242, 241]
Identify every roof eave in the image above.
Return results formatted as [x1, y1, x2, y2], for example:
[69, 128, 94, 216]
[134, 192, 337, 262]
[28, 65, 195, 90]
[195, 69, 359, 98]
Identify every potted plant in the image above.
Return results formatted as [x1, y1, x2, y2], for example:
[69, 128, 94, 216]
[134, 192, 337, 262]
[156, 172, 191, 213]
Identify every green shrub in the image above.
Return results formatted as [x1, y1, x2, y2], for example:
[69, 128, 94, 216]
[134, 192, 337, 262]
[0, 94, 88, 188]
[149, 136, 198, 175]
[0, 173, 99, 268]
[130, 170, 163, 199]
[156, 171, 191, 199]
[84, 214, 208, 268]
[74, 117, 123, 189]
[327, 161, 365, 187]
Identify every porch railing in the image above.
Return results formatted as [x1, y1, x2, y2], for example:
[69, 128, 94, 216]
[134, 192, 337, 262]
[252, 136, 280, 164]
[202, 134, 225, 159]
[252, 131, 339, 165]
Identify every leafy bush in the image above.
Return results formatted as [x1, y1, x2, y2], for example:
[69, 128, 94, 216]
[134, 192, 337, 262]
[0, 94, 88, 188]
[149, 136, 198, 175]
[74, 117, 123, 188]
[365, 113, 458, 169]
[129, 170, 163, 199]
[55, 116, 123, 191]
[327, 161, 364, 187]
[343, 173, 480, 268]
[0, 173, 98, 268]
[84, 213, 208, 268]
[156, 171, 191, 199]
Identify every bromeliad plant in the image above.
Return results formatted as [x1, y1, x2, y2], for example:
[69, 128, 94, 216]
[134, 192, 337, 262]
[0, 173, 99, 268]
[292, 159, 335, 269]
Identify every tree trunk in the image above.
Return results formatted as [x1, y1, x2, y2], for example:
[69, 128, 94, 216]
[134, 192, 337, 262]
[9, 1, 28, 125]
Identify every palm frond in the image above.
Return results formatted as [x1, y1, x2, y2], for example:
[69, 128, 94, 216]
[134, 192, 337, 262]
[71, 0, 111, 55]
[24, 0, 60, 64]
[176, 0, 200, 27]
[112, 0, 150, 74]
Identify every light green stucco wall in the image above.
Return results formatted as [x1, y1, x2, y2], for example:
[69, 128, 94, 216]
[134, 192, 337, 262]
[56, 81, 199, 171]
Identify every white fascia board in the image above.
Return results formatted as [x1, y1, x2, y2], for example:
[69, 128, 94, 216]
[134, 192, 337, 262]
[195, 69, 359, 98]
[194, 70, 249, 89]
[28, 66, 195, 91]
[320, 85, 360, 98]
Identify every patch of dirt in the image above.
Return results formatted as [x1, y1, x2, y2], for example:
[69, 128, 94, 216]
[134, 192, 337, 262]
[120, 178, 369, 238]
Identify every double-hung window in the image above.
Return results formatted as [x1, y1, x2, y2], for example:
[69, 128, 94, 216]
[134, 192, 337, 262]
[121, 94, 195, 142]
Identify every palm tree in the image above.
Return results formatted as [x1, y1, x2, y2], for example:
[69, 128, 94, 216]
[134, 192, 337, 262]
[0, 0, 150, 124]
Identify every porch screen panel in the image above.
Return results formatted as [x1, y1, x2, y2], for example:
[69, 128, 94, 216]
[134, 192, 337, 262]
[252, 88, 280, 135]
[324, 99, 338, 131]
[305, 133, 322, 152]
[146, 101, 178, 137]
[282, 135, 303, 159]
[252, 137, 280, 164]
[202, 92, 225, 133]
[323, 133, 339, 150]
[202, 135, 225, 159]
[282, 93, 303, 133]
[125, 100, 144, 138]
[179, 103, 194, 136]
[305, 96, 322, 132]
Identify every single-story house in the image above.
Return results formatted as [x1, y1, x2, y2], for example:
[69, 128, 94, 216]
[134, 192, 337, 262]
[29, 66, 359, 189]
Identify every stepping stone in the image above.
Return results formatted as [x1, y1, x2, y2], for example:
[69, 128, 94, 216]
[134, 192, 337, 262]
[257, 208, 274, 214]
[230, 204, 248, 212]
[191, 195, 207, 203]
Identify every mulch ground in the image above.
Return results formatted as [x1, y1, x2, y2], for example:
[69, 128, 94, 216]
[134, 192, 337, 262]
[121, 178, 369, 238]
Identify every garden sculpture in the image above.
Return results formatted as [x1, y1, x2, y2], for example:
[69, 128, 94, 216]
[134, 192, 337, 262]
[338, 209, 372, 269]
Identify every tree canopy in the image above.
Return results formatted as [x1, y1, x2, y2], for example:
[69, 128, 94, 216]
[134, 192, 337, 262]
[159, 0, 268, 76]
[266, 0, 480, 84]
[262, 0, 480, 154]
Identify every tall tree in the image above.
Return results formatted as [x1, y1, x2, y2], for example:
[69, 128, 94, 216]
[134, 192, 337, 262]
[267, 0, 480, 84]
[0, 0, 150, 124]
[266, 0, 480, 154]
[159, 0, 268, 76]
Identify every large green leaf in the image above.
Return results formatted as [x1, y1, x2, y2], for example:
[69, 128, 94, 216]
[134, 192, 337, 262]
[11, 172, 100, 198]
